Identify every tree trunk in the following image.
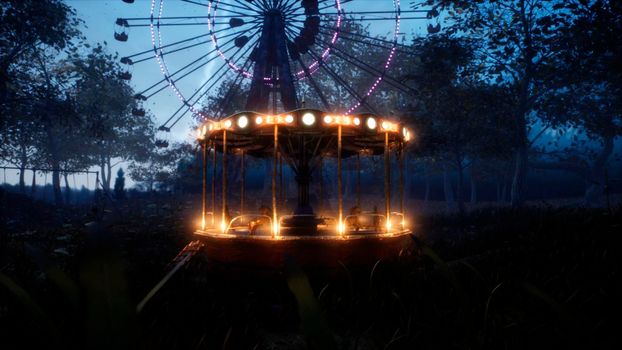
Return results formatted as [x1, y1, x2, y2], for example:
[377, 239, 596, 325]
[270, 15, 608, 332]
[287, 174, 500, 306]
[44, 120, 63, 205]
[511, 2, 534, 208]
[19, 165, 25, 193]
[511, 123, 529, 208]
[584, 134, 614, 207]
[52, 160, 62, 206]
[470, 177, 477, 205]
[423, 166, 430, 207]
[31, 170, 37, 195]
[443, 165, 456, 213]
[455, 158, 465, 215]
[64, 173, 71, 205]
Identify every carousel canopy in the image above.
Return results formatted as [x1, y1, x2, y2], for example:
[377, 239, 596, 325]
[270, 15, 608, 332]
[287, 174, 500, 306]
[197, 109, 412, 158]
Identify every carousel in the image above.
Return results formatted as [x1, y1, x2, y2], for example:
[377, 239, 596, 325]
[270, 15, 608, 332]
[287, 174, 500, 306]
[115, 0, 426, 268]
[193, 110, 414, 267]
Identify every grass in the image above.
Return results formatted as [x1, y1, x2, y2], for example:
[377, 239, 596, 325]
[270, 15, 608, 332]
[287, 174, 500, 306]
[0, 191, 619, 349]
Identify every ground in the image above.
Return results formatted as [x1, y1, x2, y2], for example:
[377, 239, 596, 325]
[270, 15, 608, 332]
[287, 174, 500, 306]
[0, 190, 619, 349]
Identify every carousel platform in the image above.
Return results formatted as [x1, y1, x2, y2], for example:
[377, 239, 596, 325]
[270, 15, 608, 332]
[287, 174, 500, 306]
[194, 214, 415, 268]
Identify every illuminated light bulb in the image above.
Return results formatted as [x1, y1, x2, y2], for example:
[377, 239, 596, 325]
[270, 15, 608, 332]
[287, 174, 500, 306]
[324, 115, 333, 124]
[302, 112, 316, 126]
[402, 127, 408, 137]
[224, 119, 232, 128]
[202, 125, 207, 136]
[285, 114, 294, 123]
[255, 116, 263, 125]
[209, 123, 214, 131]
[366, 117, 377, 130]
[353, 117, 361, 126]
[237, 115, 249, 128]
[343, 116, 352, 125]
[382, 121, 392, 130]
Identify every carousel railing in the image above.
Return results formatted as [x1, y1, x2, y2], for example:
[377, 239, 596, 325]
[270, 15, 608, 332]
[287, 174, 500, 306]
[225, 214, 273, 236]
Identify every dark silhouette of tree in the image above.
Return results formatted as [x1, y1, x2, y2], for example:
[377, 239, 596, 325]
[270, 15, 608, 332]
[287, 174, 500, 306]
[417, 0, 575, 207]
[533, 0, 622, 206]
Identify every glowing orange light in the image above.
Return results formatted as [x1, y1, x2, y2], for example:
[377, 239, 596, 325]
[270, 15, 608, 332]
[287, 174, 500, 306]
[337, 221, 346, 235]
[285, 114, 294, 123]
[324, 115, 333, 124]
[273, 222, 280, 237]
[353, 117, 361, 126]
[256, 116, 263, 125]
[220, 221, 227, 233]
[224, 119, 232, 128]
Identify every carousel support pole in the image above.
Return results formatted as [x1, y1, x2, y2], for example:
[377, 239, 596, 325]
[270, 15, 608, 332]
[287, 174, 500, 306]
[279, 152, 283, 204]
[272, 124, 279, 236]
[222, 130, 228, 232]
[384, 132, 391, 232]
[356, 152, 361, 207]
[399, 144, 405, 229]
[319, 157, 323, 214]
[337, 125, 343, 235]
[211, 141, 216, 226]
[240, 149, 245, 216]
[201, 139, 208, 230]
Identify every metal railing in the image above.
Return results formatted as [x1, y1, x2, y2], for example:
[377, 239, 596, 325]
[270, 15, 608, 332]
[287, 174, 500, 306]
[225, 214, 273, 235]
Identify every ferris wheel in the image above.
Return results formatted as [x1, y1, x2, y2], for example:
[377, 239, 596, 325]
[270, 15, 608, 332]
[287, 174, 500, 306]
[115, 0, 426, 146]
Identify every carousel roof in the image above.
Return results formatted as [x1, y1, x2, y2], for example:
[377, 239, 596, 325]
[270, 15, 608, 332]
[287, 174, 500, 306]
[197, 109, 412, 158]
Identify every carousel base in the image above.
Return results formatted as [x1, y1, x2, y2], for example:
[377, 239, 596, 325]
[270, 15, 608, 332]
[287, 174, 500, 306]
[193, 228, 414, 269]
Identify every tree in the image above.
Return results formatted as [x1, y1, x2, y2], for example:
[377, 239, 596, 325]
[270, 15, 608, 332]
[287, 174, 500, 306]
[418, 0, 575, 207]
[72, 44, 154, 191]
[0, 0, 81, 128]
[533, 0, 622, 206]
[128, 142, 192, 193]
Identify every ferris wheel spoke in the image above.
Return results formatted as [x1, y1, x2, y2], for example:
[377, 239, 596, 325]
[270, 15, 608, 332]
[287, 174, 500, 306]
[129, 19, 261, 27]
[321, 10, 427, 16]
[317, 37, 413, 94]
[147, 45, 238, 99]
[228, 0, 265, 14]
[280, 0, 305, 16]
[307, 48, 377, 114]
[317, 0, 353, 12]
[213, 58, 254, 117]
[143, 39, 239, 98]
[167, 29, 259, 93]
[212, 1, 262, 17]
[317, 26, 415, 56]
[237, 0, 268, 12]
[162, 37, 257, 128]
[295, 58, 332, 111]
[123, 32, 211, 60]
